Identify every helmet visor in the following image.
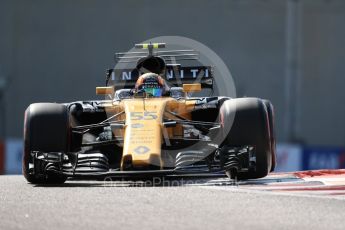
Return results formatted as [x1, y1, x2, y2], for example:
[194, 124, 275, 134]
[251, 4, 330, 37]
[144, 87, 163, 97]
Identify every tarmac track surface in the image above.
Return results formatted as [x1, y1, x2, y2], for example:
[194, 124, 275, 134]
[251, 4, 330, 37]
[1, 173, 345, 230]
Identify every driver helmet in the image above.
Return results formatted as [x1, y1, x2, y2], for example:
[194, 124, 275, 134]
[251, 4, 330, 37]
[135, 73, 166, 97]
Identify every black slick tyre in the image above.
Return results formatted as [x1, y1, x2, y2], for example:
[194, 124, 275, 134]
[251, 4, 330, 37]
[220, 98, 272, 179]
[23, 103, 69, 184]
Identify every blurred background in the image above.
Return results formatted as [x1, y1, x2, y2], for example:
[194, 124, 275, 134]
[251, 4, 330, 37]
[0, 0, 344, 174]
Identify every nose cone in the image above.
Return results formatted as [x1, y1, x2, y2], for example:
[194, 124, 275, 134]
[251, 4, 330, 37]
[121, 98, 170, 170]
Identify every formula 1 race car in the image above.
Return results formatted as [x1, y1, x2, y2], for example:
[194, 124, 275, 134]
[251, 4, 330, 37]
[23, 43, 276, 184]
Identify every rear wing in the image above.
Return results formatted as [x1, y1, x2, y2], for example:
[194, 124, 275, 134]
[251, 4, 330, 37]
[108, 43, 214, 90]
[115, 43, 199, 63]
[106, 65, 214, 90]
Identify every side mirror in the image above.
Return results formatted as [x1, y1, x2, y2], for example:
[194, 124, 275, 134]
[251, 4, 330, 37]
[182, 83, 201, 93]
[96, 86, 114, 95]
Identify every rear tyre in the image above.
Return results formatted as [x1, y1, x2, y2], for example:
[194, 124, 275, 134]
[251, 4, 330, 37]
[220, 98, 272, 179]
[23, 103, 69, 184]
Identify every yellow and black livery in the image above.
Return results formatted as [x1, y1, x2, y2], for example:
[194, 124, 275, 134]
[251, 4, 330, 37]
[23, 43, 276, 184]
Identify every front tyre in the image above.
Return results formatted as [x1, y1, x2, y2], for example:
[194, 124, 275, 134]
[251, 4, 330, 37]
[23, 103, 69, 184]
[220, 98, 272, 179]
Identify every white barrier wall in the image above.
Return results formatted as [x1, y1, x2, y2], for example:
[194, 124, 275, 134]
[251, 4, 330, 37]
[275, 144, 302, 172]
[5, 139, 23, 174]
